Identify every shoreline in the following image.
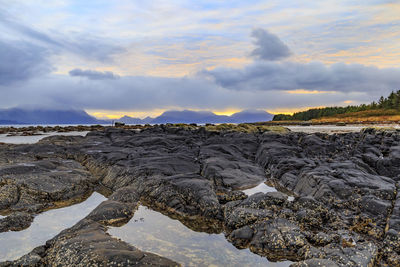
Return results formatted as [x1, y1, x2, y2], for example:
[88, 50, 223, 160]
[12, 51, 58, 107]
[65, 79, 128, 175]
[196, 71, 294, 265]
[0, 120, 399, 134]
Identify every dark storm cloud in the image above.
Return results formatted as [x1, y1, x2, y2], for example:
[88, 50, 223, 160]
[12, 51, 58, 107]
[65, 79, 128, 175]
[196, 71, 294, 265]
[0, 75, 364, 111]
[0, 10, 125, 63]
[69, 69, 120, 80]
[250, 28, 292, 61]
[202, 61, 400, 93]
[0, 40, 51, 85]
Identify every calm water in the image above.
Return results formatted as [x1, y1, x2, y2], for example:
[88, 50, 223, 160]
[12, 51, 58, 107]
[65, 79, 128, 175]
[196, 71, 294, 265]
[109, 205, 291, 267]
[0, 192, 106, 261]
[242, 181, 277, 196]
[0, 124, 112, 128]
[242, 181, 295, 202]
[287, 124, 400, 134]
[0, 131, 89, 144]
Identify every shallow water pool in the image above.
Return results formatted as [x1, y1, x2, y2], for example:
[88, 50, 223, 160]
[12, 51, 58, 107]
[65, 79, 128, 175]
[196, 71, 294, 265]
[242, 181, 278, 196]
[0, 192, 106, 261]
[109, 205, 291, 267]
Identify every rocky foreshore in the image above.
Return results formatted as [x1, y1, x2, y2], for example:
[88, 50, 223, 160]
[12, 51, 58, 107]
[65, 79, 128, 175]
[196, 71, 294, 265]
[0, 121, 399, 136]
[0, 125, 400, 266]
[0, 125, 115, 135]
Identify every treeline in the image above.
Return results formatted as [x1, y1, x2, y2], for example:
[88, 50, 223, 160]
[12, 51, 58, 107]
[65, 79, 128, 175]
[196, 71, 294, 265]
[273, 90, 400, 121]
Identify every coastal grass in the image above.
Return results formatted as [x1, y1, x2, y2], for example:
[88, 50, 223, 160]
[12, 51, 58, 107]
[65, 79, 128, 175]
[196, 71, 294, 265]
[271, 109, 400, 125]
[312, 109, 400, 124]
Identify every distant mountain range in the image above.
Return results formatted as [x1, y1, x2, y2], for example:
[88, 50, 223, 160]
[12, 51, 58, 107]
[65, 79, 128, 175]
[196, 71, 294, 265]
[0, 108, 273, 125]
[117, 115, 153, 125]
[117, 110, 274, 124]
[0, 108, 105, 125]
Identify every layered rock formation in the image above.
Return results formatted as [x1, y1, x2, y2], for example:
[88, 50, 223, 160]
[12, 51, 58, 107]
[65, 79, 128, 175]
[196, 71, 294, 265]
[0, 125, 399, 266]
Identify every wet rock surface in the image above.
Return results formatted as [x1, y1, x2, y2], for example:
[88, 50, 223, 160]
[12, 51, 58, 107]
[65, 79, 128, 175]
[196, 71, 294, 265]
[0, 212, 33, 232]
[0, 157, 95, 220]
[0, 125, 399, 266]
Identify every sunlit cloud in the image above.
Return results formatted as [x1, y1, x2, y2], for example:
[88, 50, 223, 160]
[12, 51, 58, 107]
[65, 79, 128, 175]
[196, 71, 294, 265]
[0, 0, 399, 115]
[285, 89, 334, 95]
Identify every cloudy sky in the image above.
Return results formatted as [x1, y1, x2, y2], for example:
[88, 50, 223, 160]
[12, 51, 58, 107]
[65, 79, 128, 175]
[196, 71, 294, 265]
[1, 0, 400, 118]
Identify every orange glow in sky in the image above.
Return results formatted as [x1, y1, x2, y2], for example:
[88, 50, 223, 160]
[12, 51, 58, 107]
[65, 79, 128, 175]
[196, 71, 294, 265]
[285, 89, 334, 95]
[213, 109, 242, 116]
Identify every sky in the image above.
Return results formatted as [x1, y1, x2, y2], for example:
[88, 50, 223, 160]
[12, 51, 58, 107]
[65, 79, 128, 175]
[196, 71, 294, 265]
[1, 0, 400, 119]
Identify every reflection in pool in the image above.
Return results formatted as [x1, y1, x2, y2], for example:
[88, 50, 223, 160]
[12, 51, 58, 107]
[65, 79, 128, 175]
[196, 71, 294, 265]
[0, 192, 106, 261]
[109, 205, 291, 267]
[242, 181, 277, 196]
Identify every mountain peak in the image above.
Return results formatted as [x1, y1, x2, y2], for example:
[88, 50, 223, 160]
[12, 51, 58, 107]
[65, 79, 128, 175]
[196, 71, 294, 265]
[151, 109, 272, 124]
[0, 108, 102, 124]
[0, 108, 273, 125]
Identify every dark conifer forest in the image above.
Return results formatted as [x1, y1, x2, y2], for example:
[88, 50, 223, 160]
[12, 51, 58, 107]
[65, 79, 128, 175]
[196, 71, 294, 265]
[273, 90, 400, 121]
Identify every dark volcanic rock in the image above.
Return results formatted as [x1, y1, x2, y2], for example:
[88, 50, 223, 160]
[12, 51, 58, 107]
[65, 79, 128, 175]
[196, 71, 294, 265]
[0, 159, 95, 214]
[200, 132, 265, 189]
[41, 221, 179, 267]
[0, 212, 34, 232]
[85, 200, 137, 226]
[249, 218, 308, 261]
[1, 126, 400, 266]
